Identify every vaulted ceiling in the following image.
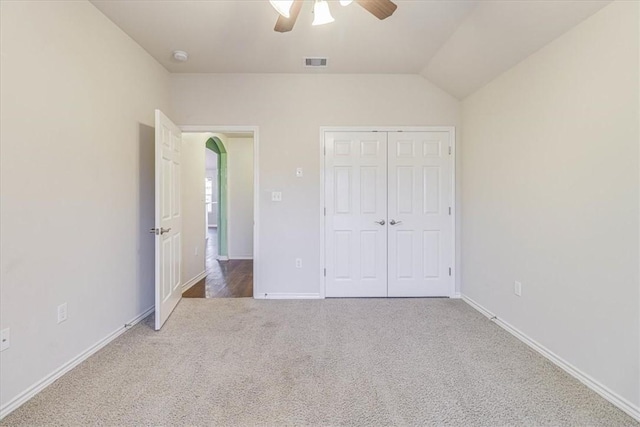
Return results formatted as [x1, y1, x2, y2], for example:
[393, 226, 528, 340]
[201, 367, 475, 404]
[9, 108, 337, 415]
[91, 0, 610, 99]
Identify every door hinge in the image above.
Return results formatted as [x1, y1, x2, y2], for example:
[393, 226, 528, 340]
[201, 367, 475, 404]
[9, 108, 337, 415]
[324, 268, 326, 277]
[448, 146, 452, 155]
[448, 207, 451, 215]
[449, 267, 452, 276]
[324, 145, 326, 155]
[324, 207, 326, 216]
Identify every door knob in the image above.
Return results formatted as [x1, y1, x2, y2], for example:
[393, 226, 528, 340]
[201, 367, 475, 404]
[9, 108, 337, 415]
[374, 219, 385, 225]
[389, 220, 402, 226]
[160, 227, 171, 235]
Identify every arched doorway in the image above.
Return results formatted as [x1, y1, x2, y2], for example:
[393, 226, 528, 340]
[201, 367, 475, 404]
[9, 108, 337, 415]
[206, 136, 228, 259]
[180, 127, 257, 299]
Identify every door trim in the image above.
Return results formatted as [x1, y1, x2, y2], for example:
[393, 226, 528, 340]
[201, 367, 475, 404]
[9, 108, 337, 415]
[319, 126, 457, 298]
[180, 125, 260, 298]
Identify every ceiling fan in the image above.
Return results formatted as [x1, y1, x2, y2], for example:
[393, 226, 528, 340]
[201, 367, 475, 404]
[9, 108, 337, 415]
[270, 0, 398, 33]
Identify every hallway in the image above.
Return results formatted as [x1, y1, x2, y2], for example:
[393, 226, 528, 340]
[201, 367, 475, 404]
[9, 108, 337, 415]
[183, 228, 253, 298]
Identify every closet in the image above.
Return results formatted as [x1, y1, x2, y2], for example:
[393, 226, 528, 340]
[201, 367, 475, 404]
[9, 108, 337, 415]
[324, 129, 454, 297]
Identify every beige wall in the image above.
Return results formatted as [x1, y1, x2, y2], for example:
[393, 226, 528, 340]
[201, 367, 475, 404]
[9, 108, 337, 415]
[0, 0, 170, 410]
[170, 74, 461, 297]
[462, 0, 639, 409]
[227, 137, 255, 259]
[181, 133, 207, 285]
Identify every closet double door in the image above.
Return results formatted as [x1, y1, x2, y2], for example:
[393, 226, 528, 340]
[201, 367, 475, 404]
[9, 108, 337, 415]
[324, 130, 454, 297]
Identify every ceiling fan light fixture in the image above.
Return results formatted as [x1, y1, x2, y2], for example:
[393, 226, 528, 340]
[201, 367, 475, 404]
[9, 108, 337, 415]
[269, 0, 294, 18]
[312, 0, 335, 26]
[339, 0, 353, 5]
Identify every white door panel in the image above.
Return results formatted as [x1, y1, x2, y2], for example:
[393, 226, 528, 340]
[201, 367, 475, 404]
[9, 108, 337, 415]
[325, 132, 388, 297]
[387, 131, 452, 297]
[154, 110, 182, 329]
[324, 129, 454, 298]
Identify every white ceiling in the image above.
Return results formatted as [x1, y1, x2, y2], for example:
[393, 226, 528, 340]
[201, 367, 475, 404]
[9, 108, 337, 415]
[421, 0, 611, 99]
[91, 0, 610, 99]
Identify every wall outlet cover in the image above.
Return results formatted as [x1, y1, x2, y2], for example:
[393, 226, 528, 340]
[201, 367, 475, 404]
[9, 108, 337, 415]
[0, 328, 10, 352]
[57, 303, 68, 324]
[514, 281, 522, 297]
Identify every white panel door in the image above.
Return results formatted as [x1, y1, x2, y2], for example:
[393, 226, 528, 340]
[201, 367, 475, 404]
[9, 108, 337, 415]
[325, 132, 388, 297]
[154, 110, 182, 330]
[387, 131, 453, 297]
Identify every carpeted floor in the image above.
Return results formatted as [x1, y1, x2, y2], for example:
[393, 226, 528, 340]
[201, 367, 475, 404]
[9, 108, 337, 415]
[1, 299, 637, 426]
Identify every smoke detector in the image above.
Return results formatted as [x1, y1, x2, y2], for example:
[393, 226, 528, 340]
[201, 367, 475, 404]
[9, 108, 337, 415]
[304, 57, 328, 67]
[172, 50, 189, 62]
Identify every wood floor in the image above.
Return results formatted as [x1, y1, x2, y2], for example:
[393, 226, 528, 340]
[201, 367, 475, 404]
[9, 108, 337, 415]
[183, 228, 253, 298]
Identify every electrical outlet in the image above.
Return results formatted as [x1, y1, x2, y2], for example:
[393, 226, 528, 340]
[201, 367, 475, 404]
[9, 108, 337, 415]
[57, 303, 68, 324]
[0, 328, 10, 352]
[271, 191, 282, 202]
[514, 281, 522, 297]
[295, 258, 302, 268]
[296, 167, 303, 177]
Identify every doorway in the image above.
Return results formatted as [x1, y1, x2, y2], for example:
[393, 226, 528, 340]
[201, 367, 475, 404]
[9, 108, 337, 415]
[322, 128, 456, 298]
[180, 128, 258, 298]
[205, 151, 219, 230]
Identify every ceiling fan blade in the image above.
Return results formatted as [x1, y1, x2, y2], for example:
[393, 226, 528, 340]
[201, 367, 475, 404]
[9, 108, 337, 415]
[355, 0, 397, 20]
[274, 0, 303, 33]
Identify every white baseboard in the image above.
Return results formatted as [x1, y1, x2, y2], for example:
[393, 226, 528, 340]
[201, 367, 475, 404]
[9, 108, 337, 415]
[461, 294, 640, 422]
[217, 256, 229, 261]
[462, 295, 494, 317]
[229, 256, 253, 260]
[256, 293, 322, 300]
[181, 271, 206, 292]
[0, 306, 154, 420]
[450, 292, 462, 299]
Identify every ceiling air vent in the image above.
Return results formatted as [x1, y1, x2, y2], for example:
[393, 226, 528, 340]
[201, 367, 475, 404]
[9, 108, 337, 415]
[304, 57, 328, 67]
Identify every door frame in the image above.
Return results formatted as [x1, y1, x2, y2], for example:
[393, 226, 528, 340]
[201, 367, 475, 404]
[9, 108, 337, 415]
[319, 126, 457, 298]
[181, 125, 260, 298]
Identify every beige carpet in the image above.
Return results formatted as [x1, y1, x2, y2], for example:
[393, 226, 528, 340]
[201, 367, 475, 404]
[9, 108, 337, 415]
[1, 299, 637, 426]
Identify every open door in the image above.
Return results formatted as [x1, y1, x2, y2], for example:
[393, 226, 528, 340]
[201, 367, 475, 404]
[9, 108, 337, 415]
[153, 110, 182, 330]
